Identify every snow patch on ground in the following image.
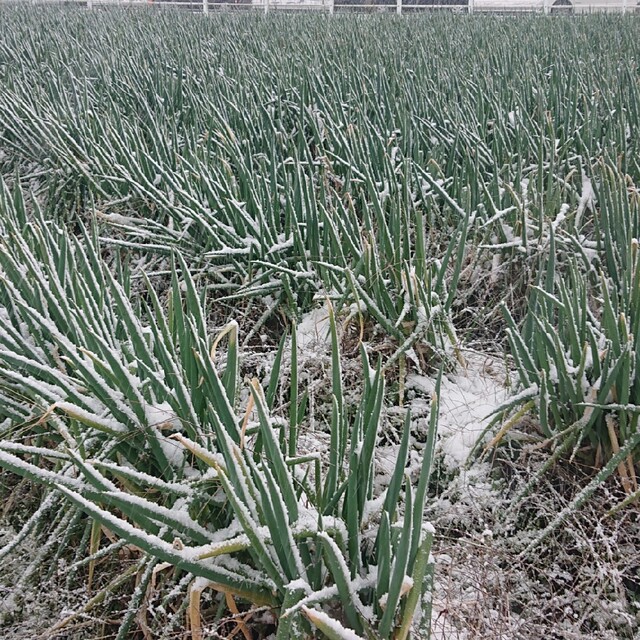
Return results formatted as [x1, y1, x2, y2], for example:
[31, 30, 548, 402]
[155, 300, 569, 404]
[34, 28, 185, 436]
[409, 352, 509, 470]
[296, 306, 331, 352]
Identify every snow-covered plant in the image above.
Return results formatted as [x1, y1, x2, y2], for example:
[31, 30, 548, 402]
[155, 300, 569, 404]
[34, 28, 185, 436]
[3, 8, 640, 632]
[327, 161, 471, 370]
[8, 9, 640, 367]
[0, 181, 439, 639]
[502, 256, 639, 464]
[481, 168, 640, 545]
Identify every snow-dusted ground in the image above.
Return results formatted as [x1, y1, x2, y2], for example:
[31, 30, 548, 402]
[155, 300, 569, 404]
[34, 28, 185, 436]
[2, 307, 638, 638]
[290, 308, 514, 639]
[294, 308, 510, 467]
[408, 352, 508, 471]
[287, 309, 640, 639]
[296, 305, 332, 352]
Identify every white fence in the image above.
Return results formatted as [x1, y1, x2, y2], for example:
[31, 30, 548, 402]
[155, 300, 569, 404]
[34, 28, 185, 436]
[3, 0, 637, 13]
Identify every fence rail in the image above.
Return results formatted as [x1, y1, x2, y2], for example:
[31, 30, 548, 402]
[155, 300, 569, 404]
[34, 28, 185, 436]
[1, 0, 636, 14]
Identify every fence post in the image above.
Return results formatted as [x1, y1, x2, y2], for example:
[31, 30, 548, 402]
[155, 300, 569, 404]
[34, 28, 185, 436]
[202, 0, 208, 14]
[543, 0, 549, 14]
[468, 0, 474, 14]
[264, 0, 269, 14]
[87, 0, 93, 9]
[623, 0, 627, 13]
[330, 0, 334, 14]
[396, 0, 401, 15]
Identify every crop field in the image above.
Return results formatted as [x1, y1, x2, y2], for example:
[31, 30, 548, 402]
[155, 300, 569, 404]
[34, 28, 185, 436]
[0, 7, 639, 640]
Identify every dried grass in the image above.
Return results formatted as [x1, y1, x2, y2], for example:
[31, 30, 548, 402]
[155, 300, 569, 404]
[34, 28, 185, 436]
[431, 451, 640, 640]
